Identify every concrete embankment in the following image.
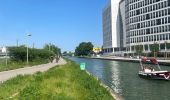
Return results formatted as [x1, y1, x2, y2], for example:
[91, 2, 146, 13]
[79, 56, 170, 66]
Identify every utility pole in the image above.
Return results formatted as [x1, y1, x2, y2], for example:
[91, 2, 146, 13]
[27, 34, 32, 65]
[5, 46, 8, 66]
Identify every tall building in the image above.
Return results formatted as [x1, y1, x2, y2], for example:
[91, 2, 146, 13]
[125, 0, 170, 55]
[103, 0, 170, 56]
[102, 0, 126, 56]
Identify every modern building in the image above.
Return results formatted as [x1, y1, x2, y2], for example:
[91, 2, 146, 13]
[103, 0, 170, 56]
[125, 0, 170, 55]
[102, 0, 126, 56]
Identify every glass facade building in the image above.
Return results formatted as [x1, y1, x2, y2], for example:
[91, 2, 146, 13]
[103, 0, 170, 56]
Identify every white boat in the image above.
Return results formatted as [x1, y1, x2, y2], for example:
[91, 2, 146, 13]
[138, 57, 170, 81]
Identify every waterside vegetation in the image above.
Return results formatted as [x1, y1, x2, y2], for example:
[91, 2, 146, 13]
[0, 59, 114, 100]
[0, 44, 61, 72]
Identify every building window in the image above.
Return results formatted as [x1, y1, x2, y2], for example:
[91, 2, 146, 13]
[162, 18, 164, 24]
[154, 35, 156, 41]
[165, 9, 167, 15]
[151, 28, 153, 34]
[156, 0, 161, 3]
[157, 35, 160, 41]
[165, 25, 168, 32]
[168, 8, 170, 15]
[144, 44, 148, 51]
[156, 19, 161, 25]
[161, 26, 163, 32]
[166, 34, 169, 40]
[162, 10, 164, 16]
[156, 12, 158, 17]
[160, 34, 163, 40]
[165, 17, 167, 24]
[146, 14, 150, 20]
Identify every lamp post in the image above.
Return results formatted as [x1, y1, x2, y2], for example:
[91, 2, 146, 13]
[6, 47, 8, 66]
[27, 34, 31, 65]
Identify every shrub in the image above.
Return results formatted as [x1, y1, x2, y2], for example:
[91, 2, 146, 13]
[8, 46, 55, 62]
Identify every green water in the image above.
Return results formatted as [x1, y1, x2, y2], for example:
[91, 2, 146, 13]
[69, 57, 170, 100]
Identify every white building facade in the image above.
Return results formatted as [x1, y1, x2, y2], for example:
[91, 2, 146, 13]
[125, 0, 170, 55]
[103, 0, 170, 56]
[103, 0, 126, 56]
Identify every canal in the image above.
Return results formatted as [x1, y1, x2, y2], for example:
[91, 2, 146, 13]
[69, 57, 170, 100]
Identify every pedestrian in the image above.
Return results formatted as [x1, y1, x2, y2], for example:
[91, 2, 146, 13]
[50, 56, 53, 63]
[56, 56, 59, 63]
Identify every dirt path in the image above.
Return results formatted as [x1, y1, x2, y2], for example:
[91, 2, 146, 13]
[0, 58, 66, 83]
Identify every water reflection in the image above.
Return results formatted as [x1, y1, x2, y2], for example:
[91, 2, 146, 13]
[88, 60, 104, 79]
[69, 57, 170, 100]
[110, 61, 122, 94]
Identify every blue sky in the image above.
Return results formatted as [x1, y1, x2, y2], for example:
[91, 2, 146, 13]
[0, 0, 108, 52]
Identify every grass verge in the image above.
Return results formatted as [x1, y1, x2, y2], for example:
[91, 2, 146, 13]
[0, 58, 49, 72]
[0, 60, 114, 100]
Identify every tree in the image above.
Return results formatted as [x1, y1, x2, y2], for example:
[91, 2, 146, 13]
[8, 46, 54, 61]
[150, 43, 159, 57]
[62, 51, 67, 56]
[75, 42, 94, 56]
[135, 45, 143, 56]
[44, 44, 61, 56]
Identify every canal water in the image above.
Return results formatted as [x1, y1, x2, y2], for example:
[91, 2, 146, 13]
[69, 57, 170, 100]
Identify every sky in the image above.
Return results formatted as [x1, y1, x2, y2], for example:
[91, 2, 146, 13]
[0, 0, 109, 52]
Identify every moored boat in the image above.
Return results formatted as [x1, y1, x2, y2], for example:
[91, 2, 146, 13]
[138, 57, 170, 81]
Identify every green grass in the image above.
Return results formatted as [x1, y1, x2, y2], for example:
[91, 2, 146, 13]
[0, 58, 49, 72]
[0, 60, 114, 100]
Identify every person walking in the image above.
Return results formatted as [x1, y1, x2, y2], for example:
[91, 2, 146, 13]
[55, 56, 59, 63]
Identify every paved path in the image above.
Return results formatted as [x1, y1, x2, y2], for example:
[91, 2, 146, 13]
[0, 58, 67, 83]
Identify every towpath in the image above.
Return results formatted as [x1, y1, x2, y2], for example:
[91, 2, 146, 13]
[0, 58, 66, 83]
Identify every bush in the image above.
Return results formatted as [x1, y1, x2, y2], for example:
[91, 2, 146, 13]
[8, 46, 55, 62]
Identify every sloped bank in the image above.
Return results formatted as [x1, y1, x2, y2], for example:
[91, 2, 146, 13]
[85, 71, 124, 100]
[0, 59, 114, 100]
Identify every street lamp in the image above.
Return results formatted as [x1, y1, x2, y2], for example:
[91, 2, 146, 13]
[5, 47, 8, 66]
[27, 33, 31, 65]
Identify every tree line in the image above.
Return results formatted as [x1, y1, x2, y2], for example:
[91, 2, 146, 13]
[8, 44, 61, 62]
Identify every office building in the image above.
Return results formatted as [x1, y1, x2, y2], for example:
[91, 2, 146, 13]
[102, 0, 126, 56]
[103, 0, 170, 56]
[125, 0, 170, 55]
